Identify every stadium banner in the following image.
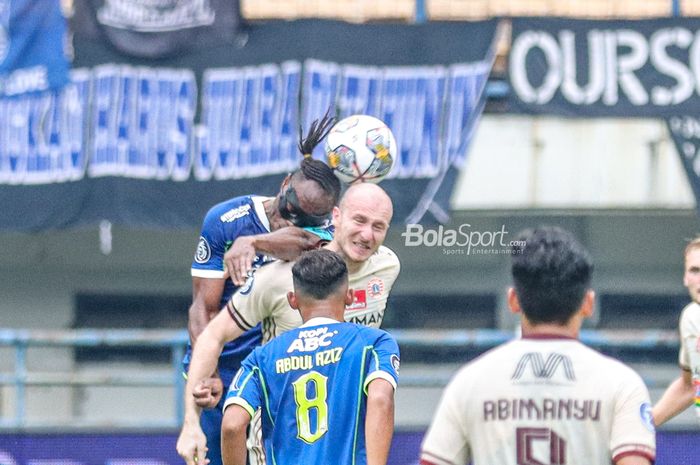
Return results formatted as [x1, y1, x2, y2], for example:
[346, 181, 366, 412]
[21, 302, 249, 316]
[70, 0, 243, 59]
[0, 19, 497, 230]
[0, 0, 70, 96]
[667, 115, 700, 217]
[0, 430, 696, 465]
[507, 18, 700, 117]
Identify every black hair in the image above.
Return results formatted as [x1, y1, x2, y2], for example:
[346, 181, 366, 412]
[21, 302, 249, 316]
[511, 226, 593, 325]
[292, 249, 348, 300]
[292, 110, 341, 206]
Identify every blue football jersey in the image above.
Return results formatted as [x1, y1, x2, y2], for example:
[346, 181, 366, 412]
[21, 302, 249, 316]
[185, 195, 334, 388]
[185, 195, 273, 386]
[224, 319, 400, 465]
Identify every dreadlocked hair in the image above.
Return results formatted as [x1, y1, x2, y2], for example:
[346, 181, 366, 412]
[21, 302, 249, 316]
[298, 109, 336, 157]
[294, 109, 341, 205]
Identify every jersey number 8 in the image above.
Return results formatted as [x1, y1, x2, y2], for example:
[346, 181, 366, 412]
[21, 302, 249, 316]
[292, 371, 329, 444]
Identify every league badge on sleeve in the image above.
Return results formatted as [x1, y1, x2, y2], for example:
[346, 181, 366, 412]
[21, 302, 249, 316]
[195, 236, 211, 263]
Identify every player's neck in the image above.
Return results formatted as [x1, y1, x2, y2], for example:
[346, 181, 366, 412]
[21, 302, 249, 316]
[520, 320, 580, 339]
[301, 305, 344, 323]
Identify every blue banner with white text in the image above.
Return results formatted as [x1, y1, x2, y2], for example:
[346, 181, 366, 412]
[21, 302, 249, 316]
[0, 20, 497, 230]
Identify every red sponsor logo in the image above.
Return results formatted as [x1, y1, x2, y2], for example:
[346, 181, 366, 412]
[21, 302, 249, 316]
[347, 289, 367, 310]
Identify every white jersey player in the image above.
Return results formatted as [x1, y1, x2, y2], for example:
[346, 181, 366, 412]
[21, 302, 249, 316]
[421, 226, 655, 465]
[653, 237, 700, 426]
[228, 244, 399, 341]
[180, 183, 399, 465]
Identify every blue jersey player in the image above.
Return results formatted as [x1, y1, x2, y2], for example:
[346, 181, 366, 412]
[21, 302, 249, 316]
[221, 249, 399, 465]
[178, 114, 341, 465]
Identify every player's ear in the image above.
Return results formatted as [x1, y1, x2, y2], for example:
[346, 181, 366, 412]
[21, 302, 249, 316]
[287, 291, 299, 310]
[507, 287, 522, 315]
[280, 174, 292, 192]
[332, 206, 341, 225]
[344, 288, 354, 306]
[580, 289, 595, 319]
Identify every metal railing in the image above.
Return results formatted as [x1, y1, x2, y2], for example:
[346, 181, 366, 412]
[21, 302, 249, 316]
[0, 327, 681, 429]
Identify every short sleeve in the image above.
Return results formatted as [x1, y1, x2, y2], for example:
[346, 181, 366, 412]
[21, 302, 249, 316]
[228, 262, 293, 332]
[363, 331, 400, 392]
[223, 350, 263, 418]
[420, 371, 472, 465]
[609, 368, 656, 462]
[191, 202, 245, 278]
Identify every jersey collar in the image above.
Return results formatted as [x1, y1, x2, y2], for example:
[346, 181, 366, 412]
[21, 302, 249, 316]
[522, 333, 577, 341]
[251, 196, 273, 232]
[301, 317, 342, 327]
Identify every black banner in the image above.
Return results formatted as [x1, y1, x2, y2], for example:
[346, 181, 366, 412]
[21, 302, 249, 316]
[71, 0, 243, 59]
[667, 116, 700, 216]
[0, 20, 498, 230]
[508, 18, 700, 117]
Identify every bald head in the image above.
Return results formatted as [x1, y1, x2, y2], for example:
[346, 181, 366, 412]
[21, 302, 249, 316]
[339, 183, 394, 222]
[330, 183, 393, 269]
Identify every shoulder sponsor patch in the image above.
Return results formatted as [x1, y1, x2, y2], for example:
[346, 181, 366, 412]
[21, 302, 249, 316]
[220, 204, 251, 223]
[639, 402, 655, 432]
[195, 236, 211, 264]
[367, 278, 384, 298]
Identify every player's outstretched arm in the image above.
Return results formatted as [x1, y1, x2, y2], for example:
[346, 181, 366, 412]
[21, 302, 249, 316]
[225, 227, 324, 285]
[177, 310, 244, 464]
[365, 378, 395, 465]
[652, 369, 694, 426]
[221, 405, 251, 465]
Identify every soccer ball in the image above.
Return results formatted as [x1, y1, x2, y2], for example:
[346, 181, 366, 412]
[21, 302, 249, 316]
[324, 114, 396, 184]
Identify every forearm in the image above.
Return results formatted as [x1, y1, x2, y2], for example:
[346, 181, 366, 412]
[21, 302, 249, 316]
[365, 382, 395, 465]
[184, 332, 226, 419]
[653, 375, 695, 426]
[252, 227, 320, 260]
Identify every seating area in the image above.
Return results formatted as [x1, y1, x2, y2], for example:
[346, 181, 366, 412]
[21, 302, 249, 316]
[240, 0, 696, 21]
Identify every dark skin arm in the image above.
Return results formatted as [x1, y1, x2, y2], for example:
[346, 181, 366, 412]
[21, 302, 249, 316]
[188, 276, 225, 344]
[225, 227, 324, 285]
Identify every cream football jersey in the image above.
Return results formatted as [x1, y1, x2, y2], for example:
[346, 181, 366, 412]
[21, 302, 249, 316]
[678, 302, 700, 418]
[226, 245, 400, 342]
[420, 336, 656, 465]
